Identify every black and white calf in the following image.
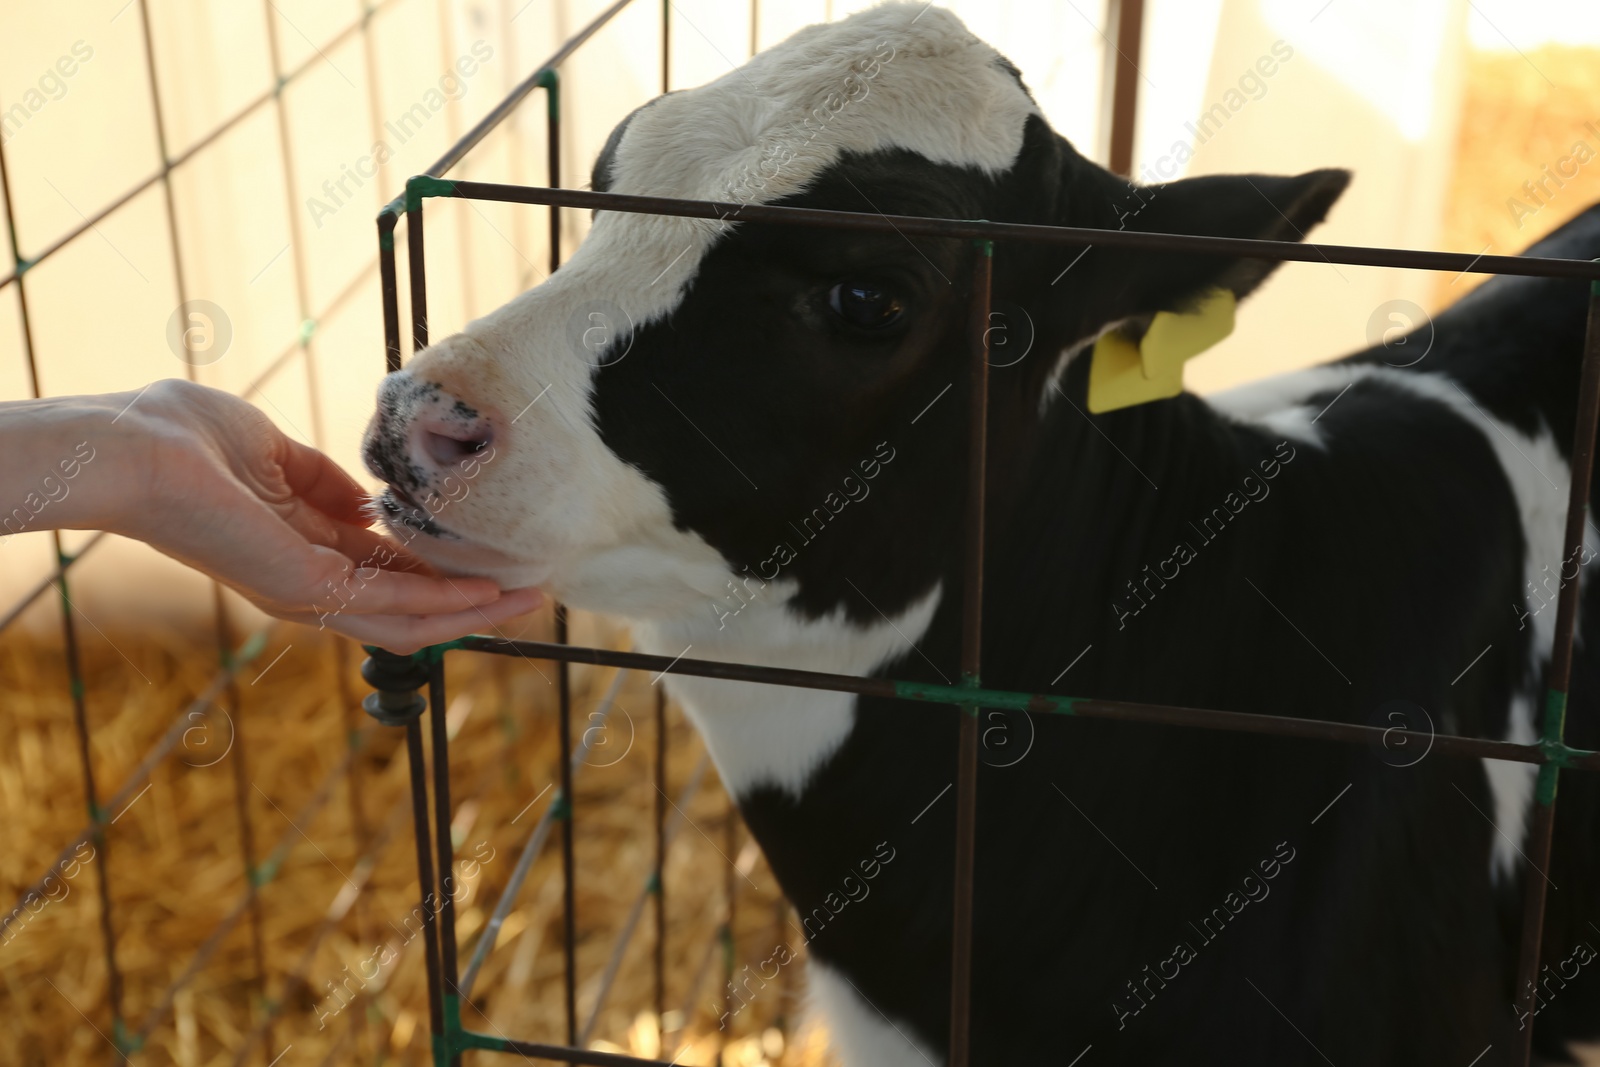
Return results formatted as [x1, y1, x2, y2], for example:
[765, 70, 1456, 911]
[362, 6, 1600, 1063]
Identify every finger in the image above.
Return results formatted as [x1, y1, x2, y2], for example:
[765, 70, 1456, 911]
[300, 587, 544, 654]
[299, 546, 513, 617]
[145, 476, 505, 615]
[279, 436, 373, 527]
[311, 519, 437, 576]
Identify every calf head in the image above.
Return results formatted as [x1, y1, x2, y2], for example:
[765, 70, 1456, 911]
[362, 3, 1348, 632]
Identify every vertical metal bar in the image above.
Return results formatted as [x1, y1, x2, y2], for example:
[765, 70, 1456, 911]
[135, 3, 271, 1054]
[662, 0, 671, 94]
[380, 215, 402, 372]
[1103, 0, 1145, 177]
[948, 242, 992, 1067]
[749, 0, 758, 56]
[217, 605, 272, 1065]
[654, 687, 667, 1043]
[331, 616, 373, 1063]
[497, 0, 536, 290]
[544, 72, 561, 274]
[259, 0, 330, 451]
[0, 126, 127, 1043]
[719, 804, 737, 1067]
[1514, 277, 1600, 1066]
[434, 0, 478, 323]
[408, 192, 429, 354]
[536, 78, 579, 1045]
[428, 662, 464, 1067]
[557, 604, 579, 1046]
[406, 718, 449, 1048]
[775, 899, 793, 1036]
[400, 189, 448, 1060]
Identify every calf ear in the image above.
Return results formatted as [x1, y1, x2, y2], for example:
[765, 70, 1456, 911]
[1065, 167, 1351, 331]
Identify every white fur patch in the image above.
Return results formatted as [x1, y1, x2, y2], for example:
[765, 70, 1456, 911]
[1487, 693, 1538, 882]
[1205, 361, 1592, 878]
[807, 958, 942, 1067]
[574, 1, 1038, 339]
[1205, 365, 1338, 447]
[637, 583, 942, 800]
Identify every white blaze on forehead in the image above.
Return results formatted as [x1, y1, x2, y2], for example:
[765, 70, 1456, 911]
[546, 2, 1037, 332]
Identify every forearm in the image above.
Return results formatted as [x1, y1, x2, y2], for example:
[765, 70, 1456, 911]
[0, 390, 152, 539]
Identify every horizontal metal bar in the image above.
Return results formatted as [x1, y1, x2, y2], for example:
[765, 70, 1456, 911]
[448, 636, 1600, 770]
[422, 179, 1600, 281]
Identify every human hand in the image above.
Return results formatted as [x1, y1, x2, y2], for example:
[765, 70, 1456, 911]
[3, 380, 540, 652]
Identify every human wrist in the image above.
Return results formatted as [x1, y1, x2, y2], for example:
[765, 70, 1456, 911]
[0, 391, 154, 538]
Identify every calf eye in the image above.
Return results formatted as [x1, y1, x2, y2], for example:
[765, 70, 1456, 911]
[829, 281, 904, 329]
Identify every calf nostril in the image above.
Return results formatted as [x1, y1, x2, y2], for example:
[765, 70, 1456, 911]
[421, 427, 493, 467]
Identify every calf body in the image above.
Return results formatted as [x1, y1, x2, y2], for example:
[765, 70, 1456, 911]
[362, 6, 1600, 1062]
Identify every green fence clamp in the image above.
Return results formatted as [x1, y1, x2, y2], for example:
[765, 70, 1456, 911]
[88, 801, 107, 825]
[455, 1029, 514, 1053]
[1536, 688, 1571, 805]
[647, 870, 662, 894]
[348, 728, 364, 751]
[405, 175, 458, 213]
[549, 793, 571, 821]
[250, 857, 281, 887]
[298, 317, 316, 346]
[537, 68, 559, 122]
[412, 638, 469, 666]
[14, 257, 33, 277]
[378, 194, 406, 224]
[69, 677, 85, 703]
[112, 1017, 144, 1055]
[972, 233, 994, 256]
[439, 997, 522, 1058]
[1540, 737, 1595, 769]
[238, 630, 269, 664]
[1536, 762, 1561, 806]
[379, 226, 395, 250]
[893, 679, 1072, 716]
[720, 922, 735, 969]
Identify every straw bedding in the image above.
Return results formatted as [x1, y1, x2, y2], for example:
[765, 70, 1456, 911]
[0, 611, 834, 1066]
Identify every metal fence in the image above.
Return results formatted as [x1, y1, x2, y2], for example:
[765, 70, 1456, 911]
[7, 1, 1600, 1066]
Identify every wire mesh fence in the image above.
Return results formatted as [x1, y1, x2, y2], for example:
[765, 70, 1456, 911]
[5, 1, 1600, 1066]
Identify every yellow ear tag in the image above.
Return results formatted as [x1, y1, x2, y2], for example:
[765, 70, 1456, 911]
[1139, 287, 1236, 381]
[1086, 288, 1236, 414]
